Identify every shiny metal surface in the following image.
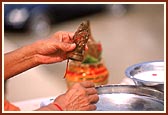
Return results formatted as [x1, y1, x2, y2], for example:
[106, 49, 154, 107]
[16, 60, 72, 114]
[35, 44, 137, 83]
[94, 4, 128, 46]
[95, 85, 164, 111]
[125, 61, 164, 91]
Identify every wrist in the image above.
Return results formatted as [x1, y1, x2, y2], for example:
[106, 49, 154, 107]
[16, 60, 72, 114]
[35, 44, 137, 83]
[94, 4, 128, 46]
[25, 43, 42, 66]
[28, 40, 44, 65]
[52, 103, 63, 111]
[36, 103, 63, 111]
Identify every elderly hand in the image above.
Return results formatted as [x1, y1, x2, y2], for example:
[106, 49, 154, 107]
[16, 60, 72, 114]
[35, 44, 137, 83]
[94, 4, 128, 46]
[53, 81, 99, 111]
[34, 31, 76, 64]
[4, 31, 77, 79]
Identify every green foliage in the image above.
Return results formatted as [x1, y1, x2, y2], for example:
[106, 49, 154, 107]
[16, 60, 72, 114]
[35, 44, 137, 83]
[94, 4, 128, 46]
[82, 55, 100, 64]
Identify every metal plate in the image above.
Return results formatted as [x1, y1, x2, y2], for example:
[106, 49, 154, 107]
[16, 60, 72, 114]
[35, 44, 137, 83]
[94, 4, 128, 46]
[95, 85, 164, 111]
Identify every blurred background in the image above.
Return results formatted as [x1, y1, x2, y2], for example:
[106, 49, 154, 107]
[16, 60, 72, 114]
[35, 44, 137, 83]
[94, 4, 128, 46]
[4, 3, 165, 103]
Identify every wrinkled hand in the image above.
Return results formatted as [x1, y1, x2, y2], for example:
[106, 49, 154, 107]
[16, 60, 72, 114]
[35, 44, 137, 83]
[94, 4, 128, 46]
[35, 31, 76, 64]
[53, 81, 99, 111]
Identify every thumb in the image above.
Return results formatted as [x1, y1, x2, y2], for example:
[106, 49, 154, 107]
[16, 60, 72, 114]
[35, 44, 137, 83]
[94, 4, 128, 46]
[56, 42, 76, 52]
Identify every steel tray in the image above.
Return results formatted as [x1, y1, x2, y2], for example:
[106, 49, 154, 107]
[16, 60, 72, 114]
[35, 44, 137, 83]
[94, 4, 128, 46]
[95, 85, 164, 111]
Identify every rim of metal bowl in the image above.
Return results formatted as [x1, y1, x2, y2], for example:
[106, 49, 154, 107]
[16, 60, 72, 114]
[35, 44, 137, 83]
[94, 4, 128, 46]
[125, 60, 164, 84]
[95, 84, 164, 101]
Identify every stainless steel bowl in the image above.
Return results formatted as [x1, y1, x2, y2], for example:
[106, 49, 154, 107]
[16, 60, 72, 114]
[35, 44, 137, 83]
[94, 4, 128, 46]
[125, 61, 164, 92]
[95, 85, 164, 111]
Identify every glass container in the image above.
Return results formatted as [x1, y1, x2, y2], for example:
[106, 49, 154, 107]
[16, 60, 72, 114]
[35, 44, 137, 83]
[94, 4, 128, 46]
[65, 60, 109, 88]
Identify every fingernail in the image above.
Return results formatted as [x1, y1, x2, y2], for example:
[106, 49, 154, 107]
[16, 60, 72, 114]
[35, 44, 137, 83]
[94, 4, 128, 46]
[71, 43, 76, 47]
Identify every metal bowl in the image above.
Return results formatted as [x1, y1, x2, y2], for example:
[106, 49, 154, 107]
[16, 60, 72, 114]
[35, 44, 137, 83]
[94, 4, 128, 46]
[125, 61, 164, 92]
[95, 85, 164, 111]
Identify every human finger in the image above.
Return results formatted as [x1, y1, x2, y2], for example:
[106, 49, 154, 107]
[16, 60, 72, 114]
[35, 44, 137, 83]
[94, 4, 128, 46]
[52, 31, 65, 42]
[68, 33, 74, 40]
[62, 32, 74, 43]
[86, 88, 98, 95]
[88, 94, 99, 104]
[80, 104, 97, 111]
[80, 81, 95, 88]
[52, 31, 73, 42]
[54, 42, 76, 52]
